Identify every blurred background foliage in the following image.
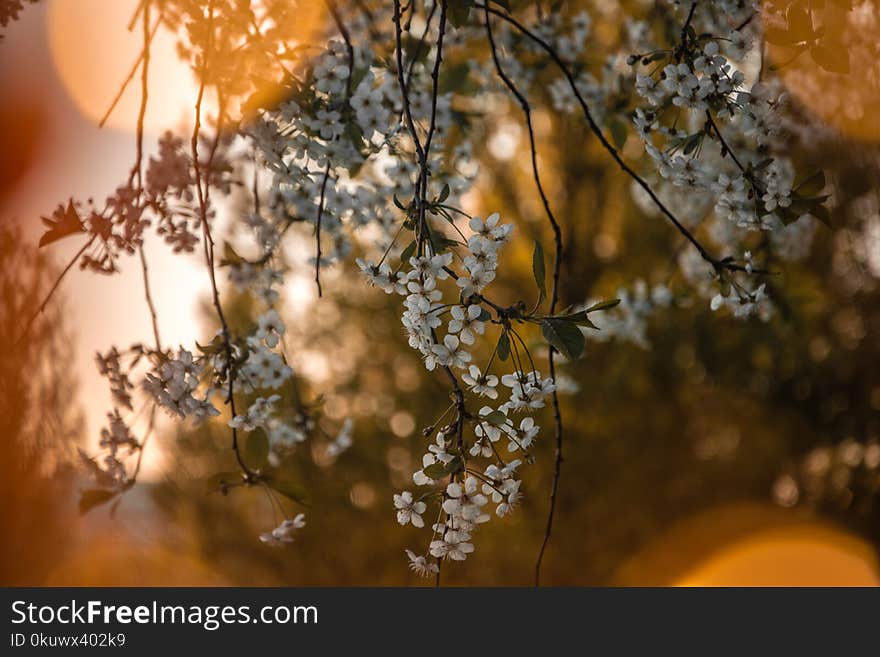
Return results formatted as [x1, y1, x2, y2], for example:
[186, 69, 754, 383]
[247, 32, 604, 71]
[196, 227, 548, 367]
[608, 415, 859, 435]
[1, 0, 879, 585]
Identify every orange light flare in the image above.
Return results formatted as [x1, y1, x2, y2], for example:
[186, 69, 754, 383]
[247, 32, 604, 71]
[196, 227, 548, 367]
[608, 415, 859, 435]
[35, 0, 331, 481]
[47, 0, 330, 133]
[47, 0, 201, 134]
[763, 0, 880, 143]
[615, 504, 880, 587]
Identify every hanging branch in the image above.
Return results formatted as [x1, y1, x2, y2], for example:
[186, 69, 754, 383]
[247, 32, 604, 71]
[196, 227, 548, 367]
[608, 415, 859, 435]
[311, 0, 355, 297]
[99, 15, 161, 129]
[482, 6, 565, 586]
[393, 0, 463, 586]
[314, 162, 331, 297]
[475, 4, 751, 277]
[190, 0, 255, 481]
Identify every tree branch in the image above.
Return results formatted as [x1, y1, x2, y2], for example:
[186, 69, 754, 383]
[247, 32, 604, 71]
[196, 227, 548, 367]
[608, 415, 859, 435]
[476, 4, 736, 277]
[482, 6, 564, 586]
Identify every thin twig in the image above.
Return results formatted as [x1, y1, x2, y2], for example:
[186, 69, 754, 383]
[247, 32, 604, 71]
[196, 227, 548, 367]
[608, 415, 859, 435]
[405, 2, 439, 89]
[99, 16, 161, 129]
[15, 235, 95, 348]
[138, 245, 161, 351]
[476, 4, 736, 276]
[482, 6, 565, 586]
[393, 1, 467, 588]
[132, 0, 151, 189]
[393, 0, 426, 169]
[417, 0, 447, 250]
[190, 1, 254, 481]
[314, 163, 331, 298]
[325, 0, 355, 99]
[311, 0, 355, 298]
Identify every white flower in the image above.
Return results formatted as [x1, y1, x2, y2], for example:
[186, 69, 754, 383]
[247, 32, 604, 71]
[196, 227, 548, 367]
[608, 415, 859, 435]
[483, 460, 523, 516]
[509, 416, 539, 452]
[429, 529, 475, 561]
[462, 365, 499, 398]
[456, 265, 496, 297]
[143, 348, 219, 421]
[635, 74, 666, 106]
[229, 394, 280, 431]
[431, 334, 472, 369]
[259, 513, 306, 545]
[448, 305, 485, 345]
[357, 258, 396, 294]
[327, 418, 354, 456]
[244, 347, 292, 390]
[476, 405, 510, 443]
[407, 253, 453, 281]
[442, 476, 490, 525]
[307, 108, 343, 140]
[256, 309, 285, 348]
[468, 212, 511, 243]
[495, 480, 522, 517]
[404, 549, 439, 577]
[393, 491, 427, 528]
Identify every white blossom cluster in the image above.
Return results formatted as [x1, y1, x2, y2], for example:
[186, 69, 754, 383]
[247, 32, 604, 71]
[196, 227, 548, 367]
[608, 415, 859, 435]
[579, 280, 674, 349]
[61, 0, 833, 576]
[260, 513, 306, 545]
[143, 348, 219, 421]
[482, 1, 825, 324]
[626, 1, 826, 319]
[356, 209, 557, 574]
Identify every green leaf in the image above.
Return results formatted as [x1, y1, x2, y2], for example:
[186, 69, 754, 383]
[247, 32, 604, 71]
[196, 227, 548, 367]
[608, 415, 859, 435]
[444, 455, 464, 475]
[195, 334, 225, 356]
[480, 410, 508, 425]
[641, 51, 668, 64]
[609, 119, 627, 150]
[809, 203, 831, 227]
[39, 200, 85, 248]
[437, 183, 450, 203]
[810, 203, 831, 227]
[429, 232, 459, 255]
[497, 331, 510, 362]
[79, 488, 118, 515]
[266, 473, 310, 506]
[400, 240, 417, 263]
[532, 240, 546, 305]
[682, 133, 703, 156]
[245, 431, 270, 471]
[241, 77, 294, 115]
[554, 311, 598, 329]
[220, 241, 245, 267]
[583, 298, 621, 313]
[541, 318, 585, 360]
[422, 462, 448, 480]
[795, 171, 826, 196]
[447, 0, 474, 28]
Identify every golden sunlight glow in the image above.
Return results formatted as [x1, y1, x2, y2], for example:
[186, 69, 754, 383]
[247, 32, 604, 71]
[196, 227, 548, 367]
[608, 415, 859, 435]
[47, 0, 198, 133]
[615, 504, 880, 586]
[765, 0, 880, 142]
[677, 527, 880, 586]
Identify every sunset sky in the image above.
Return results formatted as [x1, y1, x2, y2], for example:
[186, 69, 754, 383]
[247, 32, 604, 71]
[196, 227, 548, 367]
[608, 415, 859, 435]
[1, 0, 210, 477]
